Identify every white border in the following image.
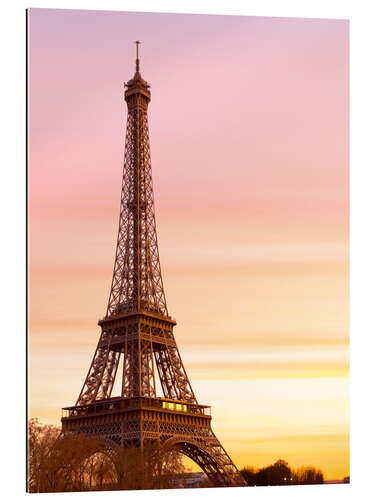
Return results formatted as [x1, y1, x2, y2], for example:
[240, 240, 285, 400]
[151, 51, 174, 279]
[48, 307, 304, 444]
[1, 0, 374, 499]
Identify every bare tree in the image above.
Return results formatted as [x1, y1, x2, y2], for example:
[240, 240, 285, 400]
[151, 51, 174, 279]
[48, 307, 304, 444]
[293, 466, 324, 485]
[28, 419, 114, 492]
[115, 442, 186, 490]
[28, 418, 60, 492]
[28, 420, 188, 492]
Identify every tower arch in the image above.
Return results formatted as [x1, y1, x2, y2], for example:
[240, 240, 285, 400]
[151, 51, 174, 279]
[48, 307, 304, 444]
[162, 437, 241, 487]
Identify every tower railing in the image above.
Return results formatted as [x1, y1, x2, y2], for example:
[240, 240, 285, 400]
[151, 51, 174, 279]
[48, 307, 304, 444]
[62, 396, 211, 419]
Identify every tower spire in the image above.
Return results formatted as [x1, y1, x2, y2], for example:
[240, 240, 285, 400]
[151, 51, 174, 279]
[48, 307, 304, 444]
[135, 40, 140, 73]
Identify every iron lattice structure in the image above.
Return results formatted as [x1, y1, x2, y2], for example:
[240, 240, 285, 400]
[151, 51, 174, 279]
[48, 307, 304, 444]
[62, 44, 246, 488]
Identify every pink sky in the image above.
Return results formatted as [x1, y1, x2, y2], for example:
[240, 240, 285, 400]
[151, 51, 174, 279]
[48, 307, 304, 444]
[28, 9, 349, 480]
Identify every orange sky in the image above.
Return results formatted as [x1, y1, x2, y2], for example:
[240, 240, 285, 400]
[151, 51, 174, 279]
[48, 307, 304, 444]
[28, 9, 349, 480]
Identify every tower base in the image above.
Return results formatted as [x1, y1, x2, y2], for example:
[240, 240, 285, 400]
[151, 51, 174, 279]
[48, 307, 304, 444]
[62, 396, 246, 487]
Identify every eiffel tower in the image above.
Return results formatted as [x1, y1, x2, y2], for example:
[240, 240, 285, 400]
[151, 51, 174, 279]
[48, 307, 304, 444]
[61, 42, 246, 488]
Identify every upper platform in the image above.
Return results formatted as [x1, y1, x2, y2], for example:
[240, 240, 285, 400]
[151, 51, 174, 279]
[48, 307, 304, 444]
[124, 70, 150, 101]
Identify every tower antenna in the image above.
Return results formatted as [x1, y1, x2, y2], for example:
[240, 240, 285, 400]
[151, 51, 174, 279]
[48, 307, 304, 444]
[135, 40, 140, 72]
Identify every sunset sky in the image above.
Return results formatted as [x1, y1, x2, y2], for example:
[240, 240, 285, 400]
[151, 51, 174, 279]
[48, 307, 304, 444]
[28, 9, 349, 480]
